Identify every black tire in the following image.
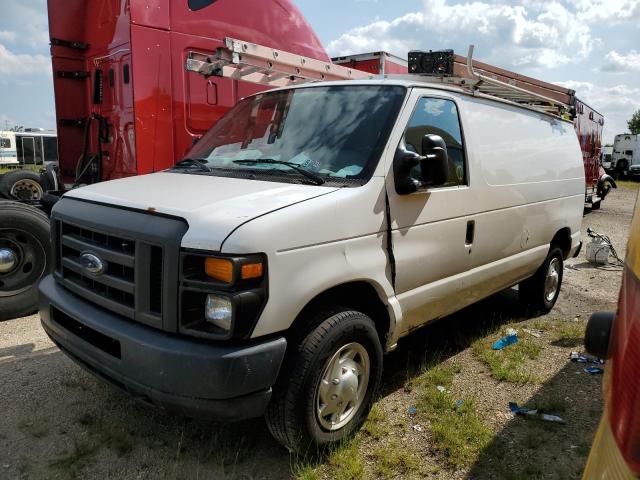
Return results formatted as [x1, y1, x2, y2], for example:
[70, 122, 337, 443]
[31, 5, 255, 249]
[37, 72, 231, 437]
[265, 308, 383, 454]
[0, 202, 51, 321]
[591, 200, 601, 210]
[519, 246, 564, 313]
[0, 170, 44, 201]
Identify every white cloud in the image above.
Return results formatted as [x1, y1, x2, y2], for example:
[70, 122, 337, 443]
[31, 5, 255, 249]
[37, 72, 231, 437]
[0, 31, 16, 42]
[327, 0, 599, 69]
[556, 80, 640, 140]
[602, 50, 640, 72]
[0, 43, 51, 77]
[571, 0, 640, 24]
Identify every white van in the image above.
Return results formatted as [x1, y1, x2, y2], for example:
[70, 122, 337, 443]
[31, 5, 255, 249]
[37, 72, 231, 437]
[0, 130, 58, 166]
[39, 79, 584, 451]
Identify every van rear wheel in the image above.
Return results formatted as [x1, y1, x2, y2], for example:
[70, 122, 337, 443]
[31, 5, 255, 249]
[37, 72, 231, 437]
[265, 308, 383, 454]
[519, 247, 564, 313]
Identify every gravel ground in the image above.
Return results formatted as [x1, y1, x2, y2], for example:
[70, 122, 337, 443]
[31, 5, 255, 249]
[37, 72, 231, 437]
[0, 185, 637, 480]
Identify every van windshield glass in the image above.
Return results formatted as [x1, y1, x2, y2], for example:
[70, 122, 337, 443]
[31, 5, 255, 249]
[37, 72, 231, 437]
[178, 85, 406, 185]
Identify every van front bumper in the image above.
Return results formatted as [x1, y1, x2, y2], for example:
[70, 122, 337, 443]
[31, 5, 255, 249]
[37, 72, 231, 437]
[39, 275, 287, 421]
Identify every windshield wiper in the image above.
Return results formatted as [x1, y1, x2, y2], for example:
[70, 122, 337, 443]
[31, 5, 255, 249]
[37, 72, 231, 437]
[171, 158, 212, 172]
[233, 159, 325, 185]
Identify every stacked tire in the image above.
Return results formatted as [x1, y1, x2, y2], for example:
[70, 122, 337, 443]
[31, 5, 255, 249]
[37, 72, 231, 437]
[0, 202, 51, 320]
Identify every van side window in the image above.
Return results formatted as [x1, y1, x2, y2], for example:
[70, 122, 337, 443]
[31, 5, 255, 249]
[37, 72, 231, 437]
[403, 97, 466, 187]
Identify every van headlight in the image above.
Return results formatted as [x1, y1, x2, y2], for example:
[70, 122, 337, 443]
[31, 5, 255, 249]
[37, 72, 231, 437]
[179, 252, 268, 340]
[205, 294, 233, 331]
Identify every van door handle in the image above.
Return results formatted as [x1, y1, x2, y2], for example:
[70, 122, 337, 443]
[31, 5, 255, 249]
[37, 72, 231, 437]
[465, 220, 475, 247]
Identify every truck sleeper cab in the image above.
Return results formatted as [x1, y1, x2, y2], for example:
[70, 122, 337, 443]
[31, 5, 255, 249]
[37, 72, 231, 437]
[40, 79, 585, 451]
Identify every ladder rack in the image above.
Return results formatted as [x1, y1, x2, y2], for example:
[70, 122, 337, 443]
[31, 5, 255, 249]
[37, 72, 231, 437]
[186, 39, 571, 118]
[186, 37, 371, 88]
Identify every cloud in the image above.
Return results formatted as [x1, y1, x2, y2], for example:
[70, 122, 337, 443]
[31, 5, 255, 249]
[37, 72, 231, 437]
[602, 50, 640, 73]
[571, 0, 640, 24]
[0, 31, 16, 42]
[0, 43, 51, 77]
[556, 80, 640, 139]
[327, 0, 599, 69]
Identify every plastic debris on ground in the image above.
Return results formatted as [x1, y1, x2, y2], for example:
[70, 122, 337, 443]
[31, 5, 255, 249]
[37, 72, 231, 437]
[584, 367, 604, 375]
[492, 328, 518, 350]
[436, 385, 447, 393]
[570, 351, 605, 364]
[412, 424, 423, 432]
[508, 402, 566, 424]
[407, 406, 417, 416]
[455, 400, 464, 410]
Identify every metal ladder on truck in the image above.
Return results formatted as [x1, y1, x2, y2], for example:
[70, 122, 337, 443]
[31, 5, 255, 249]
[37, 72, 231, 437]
[186, 38, 571, 119]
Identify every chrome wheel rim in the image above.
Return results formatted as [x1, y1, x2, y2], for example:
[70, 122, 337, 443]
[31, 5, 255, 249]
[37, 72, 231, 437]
[0, 229, 46, 296]
[10, 179, 43, 201]
[315, 342, 370, 431]
[544, 258, 560, 302]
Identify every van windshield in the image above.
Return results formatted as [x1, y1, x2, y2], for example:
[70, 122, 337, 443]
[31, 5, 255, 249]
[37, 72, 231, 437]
[176, 85, 406, 185]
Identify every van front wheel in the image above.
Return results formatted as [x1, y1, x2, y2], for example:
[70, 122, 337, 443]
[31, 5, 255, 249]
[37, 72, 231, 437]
[519, 247, 564, 313]
[265, 308, 383, 454]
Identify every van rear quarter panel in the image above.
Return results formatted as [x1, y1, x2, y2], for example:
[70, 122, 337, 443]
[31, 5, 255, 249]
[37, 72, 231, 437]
[459, 94, 585, 262]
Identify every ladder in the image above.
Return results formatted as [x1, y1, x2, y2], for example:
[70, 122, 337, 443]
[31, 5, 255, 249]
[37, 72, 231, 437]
[186, 37, 371, 88]
[186, 39, 570, 118]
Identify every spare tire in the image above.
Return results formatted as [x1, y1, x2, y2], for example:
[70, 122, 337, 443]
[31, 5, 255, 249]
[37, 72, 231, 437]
[0, 170, 45, 201]
[0, 201, 51, 321]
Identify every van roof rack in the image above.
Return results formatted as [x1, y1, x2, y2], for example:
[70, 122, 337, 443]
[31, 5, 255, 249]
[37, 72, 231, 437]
[186, 39, 570, 119]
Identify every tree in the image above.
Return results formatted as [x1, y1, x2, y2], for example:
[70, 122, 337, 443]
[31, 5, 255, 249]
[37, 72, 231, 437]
[628, 109, 640, 134]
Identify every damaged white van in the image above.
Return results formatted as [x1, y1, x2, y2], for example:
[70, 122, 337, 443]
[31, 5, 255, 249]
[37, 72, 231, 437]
[40, 77, 584, 451]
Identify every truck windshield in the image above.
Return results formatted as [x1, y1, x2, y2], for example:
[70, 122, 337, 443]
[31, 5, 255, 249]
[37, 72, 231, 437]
[178, 85, 406, 185]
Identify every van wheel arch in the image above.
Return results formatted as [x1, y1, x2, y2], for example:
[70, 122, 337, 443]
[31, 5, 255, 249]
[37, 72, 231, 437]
[288, 281, 391, 347]
[551, 228, 572, 260]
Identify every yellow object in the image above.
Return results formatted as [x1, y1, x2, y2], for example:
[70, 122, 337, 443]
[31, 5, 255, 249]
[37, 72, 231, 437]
[205, 258, 234, 283]
[241, 262, 264, 280]
[583, 414, 635, 479]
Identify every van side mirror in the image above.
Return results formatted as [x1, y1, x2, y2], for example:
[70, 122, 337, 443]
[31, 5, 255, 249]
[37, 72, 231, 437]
[393, 134, 449, 195]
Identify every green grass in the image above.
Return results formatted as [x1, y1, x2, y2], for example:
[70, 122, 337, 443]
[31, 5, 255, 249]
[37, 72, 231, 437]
[414, 363, 492, 468]
[326, 440, 365, 480]
[361, 403, 391, 440]
[0, 164, 42, 175]
[551, 321, 585, 348]
[371, 440, 420, 478]
[293, 462, 319, 480]
[616, 179, 640, 189]
[472, 328, 542, 384]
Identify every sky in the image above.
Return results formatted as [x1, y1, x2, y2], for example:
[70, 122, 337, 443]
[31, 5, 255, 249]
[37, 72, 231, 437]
[0, 0, 638, 144]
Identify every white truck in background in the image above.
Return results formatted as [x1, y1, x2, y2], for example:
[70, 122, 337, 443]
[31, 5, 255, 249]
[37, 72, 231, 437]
[612, 133, 639, 177]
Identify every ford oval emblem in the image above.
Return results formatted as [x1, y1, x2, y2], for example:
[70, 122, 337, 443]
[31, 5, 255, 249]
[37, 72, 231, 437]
[79, 252, 106, 275]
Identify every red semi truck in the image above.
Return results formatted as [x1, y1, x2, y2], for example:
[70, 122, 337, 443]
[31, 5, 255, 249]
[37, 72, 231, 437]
[0, 0, 614, 321]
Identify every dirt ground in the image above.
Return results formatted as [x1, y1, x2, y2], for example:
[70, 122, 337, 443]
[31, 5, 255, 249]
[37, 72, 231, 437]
[0, 185, 637, 480]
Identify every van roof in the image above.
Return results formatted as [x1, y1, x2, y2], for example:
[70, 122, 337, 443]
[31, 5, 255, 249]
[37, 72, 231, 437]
[258, 77, 575, 123]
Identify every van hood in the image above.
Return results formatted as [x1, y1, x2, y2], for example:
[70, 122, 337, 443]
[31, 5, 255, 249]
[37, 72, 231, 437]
[65, 172, 338, 251]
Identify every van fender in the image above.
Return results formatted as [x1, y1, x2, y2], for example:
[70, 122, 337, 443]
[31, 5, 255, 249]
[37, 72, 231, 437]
[597, 174, 616, 199]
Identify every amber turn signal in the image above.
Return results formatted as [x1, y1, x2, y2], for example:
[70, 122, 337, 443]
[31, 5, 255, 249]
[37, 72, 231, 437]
[204, 258, 234, 283]
[241, 262, 264, 280]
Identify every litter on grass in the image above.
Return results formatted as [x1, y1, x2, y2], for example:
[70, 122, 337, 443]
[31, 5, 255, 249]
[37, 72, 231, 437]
[509, 402, 566, 424]
[584, 367, 604, 375]
[570, 352, 605, 364]
[455, 400, 464, 410]
[407, 406, 417, 416]
[412, 424, 423, 432]
[436, 385, 447, 393]
[492, 328, 518, 350]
